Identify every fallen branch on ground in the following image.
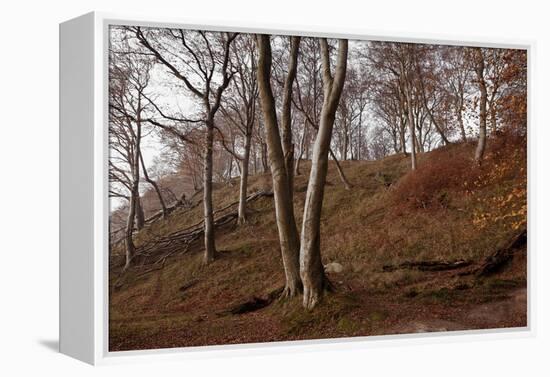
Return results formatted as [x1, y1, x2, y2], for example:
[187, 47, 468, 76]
[382, 259, 473, 272]
[122, 190, 273, 272]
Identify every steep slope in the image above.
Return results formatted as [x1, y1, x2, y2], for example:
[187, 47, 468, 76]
[109, 137, 527, 351]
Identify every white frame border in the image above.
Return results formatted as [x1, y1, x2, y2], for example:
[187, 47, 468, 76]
[79, 11, 535, 365]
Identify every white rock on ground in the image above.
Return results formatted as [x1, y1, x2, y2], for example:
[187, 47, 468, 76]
[324, 262, 344, 273]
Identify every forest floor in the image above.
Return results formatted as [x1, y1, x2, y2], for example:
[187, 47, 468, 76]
[109, 138, 527, 351]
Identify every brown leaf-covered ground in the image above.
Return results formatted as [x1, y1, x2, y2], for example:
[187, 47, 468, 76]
[109, 139, 527, 352]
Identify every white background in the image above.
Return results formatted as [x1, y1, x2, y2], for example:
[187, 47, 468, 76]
[1, 0, 548, 375]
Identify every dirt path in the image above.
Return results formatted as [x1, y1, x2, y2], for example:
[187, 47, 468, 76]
[387, 288, 527, 334]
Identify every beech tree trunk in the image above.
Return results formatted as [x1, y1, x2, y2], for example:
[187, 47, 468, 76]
[256, 34, 302, 297]
[281, 36, 301, 201]
[300, 38, 348, 310]
[457, 100, 467, 142]
[125, 184, 138, 270]
[474, 48, 488, 164]
[135, 196, 145, 230]
[203, 120, 216, 263]
[238, 132, 252, 224]
[125, 97, 143, 269]
[261, 142, 268, 173]
[404, 85, 417, 170]
[295, 119, 308, 176]
[489, 103, 497, 134]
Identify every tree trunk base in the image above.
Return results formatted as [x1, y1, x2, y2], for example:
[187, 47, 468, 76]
[302, 276, 333, 310]
[203, 253, 216, 265]
[279, 282, 303, 300]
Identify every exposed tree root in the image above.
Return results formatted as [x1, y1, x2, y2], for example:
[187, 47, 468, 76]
[278, 283, 303, 300]
[382, 259, 473, 272]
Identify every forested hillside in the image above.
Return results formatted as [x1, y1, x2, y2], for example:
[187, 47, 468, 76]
[109, 136, 526, 351]
[108, 27, 527, 351]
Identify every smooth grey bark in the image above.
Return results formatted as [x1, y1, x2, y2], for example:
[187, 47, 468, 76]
[474, 48, 488, 164]
[300, 38, 348, 310]
[203, 118, 216, 263]
[281, 36, 301, 202]
[405, 89, 417, 170]
[237, 132, 252, 224]
[125, 186, 137, 270]
[295, 118, 308, 176]
[261, 142, 268, 173]
[256, 34, 302, 297]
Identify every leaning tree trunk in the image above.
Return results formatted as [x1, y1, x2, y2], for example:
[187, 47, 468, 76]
[238, 131, 252, 225]
[474, 48, 488, 164]
[329, 148, 352, 189]
[203, 120, 217, 264]
[300, 38, 348, 310]
[139, 151, 168, 219]
[256, 34, 302, 297]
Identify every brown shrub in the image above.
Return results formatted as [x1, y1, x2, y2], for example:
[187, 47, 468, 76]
[392, 132, 526, 212]
[392, 145, 475, 209]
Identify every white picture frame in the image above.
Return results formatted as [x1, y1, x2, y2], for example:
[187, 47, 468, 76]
[59, 11, 535, 365]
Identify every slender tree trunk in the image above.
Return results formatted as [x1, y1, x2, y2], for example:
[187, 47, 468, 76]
[404, 86, 417, 170]
[139, 151, 168, 219]
[474, 48, 488, 164]
[135, 196, 145, 230]
[399, 116, 408, 156]
[329, 148, 352, 189]
[203, 121, 216, 264]
[281, 36, 301, 202]
[489, 103, 497, 134]
[125, 101, 142, 269]
[256, 34, 302, 297]
[457, 100, 467, 142]
[300, 39, 348, 310]
[261, 142, 268, 173]
[295, 119, 308, 176]
[254, 143, 258, 174]
[238, 132, 252, 225]
[343, 121, 349, 160]
[125, 186, 137, 270]
[357, 111, 363, 160]
[226, 154, 234, 181]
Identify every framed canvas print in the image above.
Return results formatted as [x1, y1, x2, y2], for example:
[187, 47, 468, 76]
[59, 12, 532, 365]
